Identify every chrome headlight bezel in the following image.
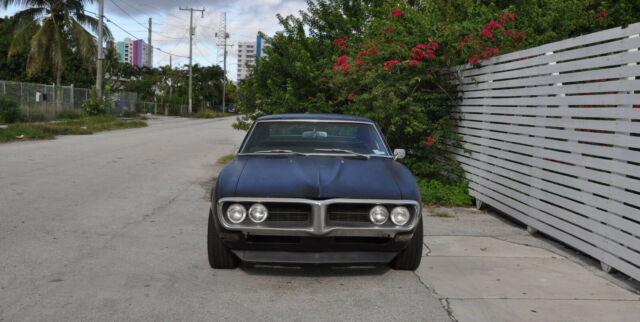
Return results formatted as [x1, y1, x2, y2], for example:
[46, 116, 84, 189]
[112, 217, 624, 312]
[248, 203, 269, 223]
[369, 205, 389, 225]
[226, 203, 247, 224]
[390, 206, 411, 226]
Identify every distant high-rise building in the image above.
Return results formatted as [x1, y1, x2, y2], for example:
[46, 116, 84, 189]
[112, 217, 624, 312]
[116, 38, 152, 68]
[237, 34, 268, 81]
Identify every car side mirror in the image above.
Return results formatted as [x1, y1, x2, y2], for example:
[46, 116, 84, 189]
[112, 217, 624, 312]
[393, 149, 406, 160]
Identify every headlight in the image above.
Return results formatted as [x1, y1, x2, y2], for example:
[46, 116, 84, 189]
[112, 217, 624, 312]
[226, 203, 246, 223]
[369, 205, 389, 225]
[249, 203, 268, 223]
[390, 206, 411, 226]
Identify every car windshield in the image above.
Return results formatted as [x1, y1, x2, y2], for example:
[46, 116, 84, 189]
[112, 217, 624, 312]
[240, 121, 390, 156]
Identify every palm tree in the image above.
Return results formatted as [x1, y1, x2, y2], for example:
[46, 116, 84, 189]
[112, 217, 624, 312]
[3, 0, 112, 89]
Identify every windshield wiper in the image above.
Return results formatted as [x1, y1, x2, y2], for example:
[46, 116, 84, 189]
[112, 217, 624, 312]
[313, 148, 370, 159]
[251, 149, 308, 156]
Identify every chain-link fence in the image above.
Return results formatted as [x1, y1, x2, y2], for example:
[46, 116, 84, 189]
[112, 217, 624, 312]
[0, 80, 138, 119]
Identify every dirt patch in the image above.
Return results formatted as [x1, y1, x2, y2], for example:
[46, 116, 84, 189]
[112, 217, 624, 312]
[200, 176, 217, 201]
[199, 163, 224, 201]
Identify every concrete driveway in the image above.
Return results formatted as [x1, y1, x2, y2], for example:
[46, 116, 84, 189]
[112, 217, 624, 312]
[0, 116, 638, 321]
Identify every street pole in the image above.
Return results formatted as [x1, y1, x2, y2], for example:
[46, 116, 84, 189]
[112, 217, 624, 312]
[148, 18, 152, 68]
[221, 12, 227, 112]
[216, 12, 232, 113]
[179, 7, 204, 114]
[188, 11, 192, 114]
[96, 0, 104, 99]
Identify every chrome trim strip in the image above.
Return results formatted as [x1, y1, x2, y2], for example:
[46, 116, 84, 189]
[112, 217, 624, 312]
[216, 197, 421, 237]
[237, 119, 391, 156]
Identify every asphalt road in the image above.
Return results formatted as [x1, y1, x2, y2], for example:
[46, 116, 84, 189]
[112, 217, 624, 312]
[0, 117, 451, 321]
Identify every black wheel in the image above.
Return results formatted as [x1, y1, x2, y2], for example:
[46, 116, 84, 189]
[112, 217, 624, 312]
[208, 210, 239, 269]
[391, 218, 423, 271]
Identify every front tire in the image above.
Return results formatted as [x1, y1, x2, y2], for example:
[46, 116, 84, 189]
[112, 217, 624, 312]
[391, 218, 423, 271]
[207, 210, 239, 269]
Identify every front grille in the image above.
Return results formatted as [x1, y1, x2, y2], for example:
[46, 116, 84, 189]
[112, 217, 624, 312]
[327, 204, 372, 222]
[265, 203, 311, 222]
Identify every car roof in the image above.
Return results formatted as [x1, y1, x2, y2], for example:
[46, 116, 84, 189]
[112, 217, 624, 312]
[256, 113, 375, 123]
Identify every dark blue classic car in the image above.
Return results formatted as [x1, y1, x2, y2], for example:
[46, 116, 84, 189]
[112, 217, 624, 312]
[208, 114, 423, 270]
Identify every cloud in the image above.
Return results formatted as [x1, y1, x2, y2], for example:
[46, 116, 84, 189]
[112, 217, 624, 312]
[105, 0, 305, 19]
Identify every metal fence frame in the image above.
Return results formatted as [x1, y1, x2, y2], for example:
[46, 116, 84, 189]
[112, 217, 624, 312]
[453, 22, 640, 280]
[0, 80, 138, 119]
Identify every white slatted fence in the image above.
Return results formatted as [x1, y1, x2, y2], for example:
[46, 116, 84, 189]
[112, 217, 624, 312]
[453, 22, 640, 280]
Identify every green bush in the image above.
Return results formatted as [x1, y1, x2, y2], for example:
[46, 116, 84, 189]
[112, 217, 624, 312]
[0, 97, 22, 123]
[418, 179, 472, 206]
[83, 86, 114, 116]
[234, 0, 640, 206]
[235, 3, 530, 183]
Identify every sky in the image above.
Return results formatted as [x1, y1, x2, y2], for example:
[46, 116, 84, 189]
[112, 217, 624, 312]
[0, 0, 309, 81]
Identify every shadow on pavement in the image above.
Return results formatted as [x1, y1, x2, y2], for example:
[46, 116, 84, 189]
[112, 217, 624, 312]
[239, 263, 391, 277]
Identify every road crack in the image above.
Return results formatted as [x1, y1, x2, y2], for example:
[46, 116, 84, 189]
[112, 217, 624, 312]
[413, 270, 457, 321]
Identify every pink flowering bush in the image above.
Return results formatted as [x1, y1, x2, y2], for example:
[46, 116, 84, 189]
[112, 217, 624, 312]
[236, 0, 632, 188]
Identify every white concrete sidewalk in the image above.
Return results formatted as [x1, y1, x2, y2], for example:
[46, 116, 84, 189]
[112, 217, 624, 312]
[417, 207, 640, 322]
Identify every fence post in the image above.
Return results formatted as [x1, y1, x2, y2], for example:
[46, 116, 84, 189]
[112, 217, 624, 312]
[43, 84, 47, 118]
[70, 84, 74, 112]
[2, 81, 5, 95]
[21, 82, 29, 119]
[52, 83, 56, 119]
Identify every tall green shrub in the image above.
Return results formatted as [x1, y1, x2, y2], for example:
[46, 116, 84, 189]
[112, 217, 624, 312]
[83, 86, 114, 116]
[0, 97, 21, 123]
[237, 2, 524, 181]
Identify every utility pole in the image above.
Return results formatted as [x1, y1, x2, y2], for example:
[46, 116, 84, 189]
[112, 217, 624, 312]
[179, 6, 205, 114]
[215, 12, 231, 112]
[222, 12, 227, 112]
[96, 0, 104, 99]
[148, 17, 152, 68]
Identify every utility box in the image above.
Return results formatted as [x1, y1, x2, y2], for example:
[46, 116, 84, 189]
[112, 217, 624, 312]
[145, 102, 154, 114]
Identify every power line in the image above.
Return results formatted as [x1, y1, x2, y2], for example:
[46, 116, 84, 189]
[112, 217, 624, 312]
[194, 43, 214, 66]
[109, 0, 189, 40]
[121, 0, 186, 21]
[84, 9, 190, 59]
[105, 16, 189, 58]
[109, 0, 148, 31]
[154, 35, 189, 41]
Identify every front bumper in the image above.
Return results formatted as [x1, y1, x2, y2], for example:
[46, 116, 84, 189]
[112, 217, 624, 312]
[232, 250, 397, 265]
[215, 197, 421, 238]
[221, 233, 416, 265]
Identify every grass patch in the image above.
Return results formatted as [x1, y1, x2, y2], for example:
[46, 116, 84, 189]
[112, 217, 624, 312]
[419, 178, 473, 206]
[0, 115, 147, 142]
[190, 111, 235, 119]
[431, 211, 454, 218]
[55, 110, 85, 120]
[217, 154, 236, 165]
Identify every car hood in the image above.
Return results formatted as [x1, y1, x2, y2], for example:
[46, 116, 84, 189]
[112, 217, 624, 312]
[224, 155, 406, 200]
